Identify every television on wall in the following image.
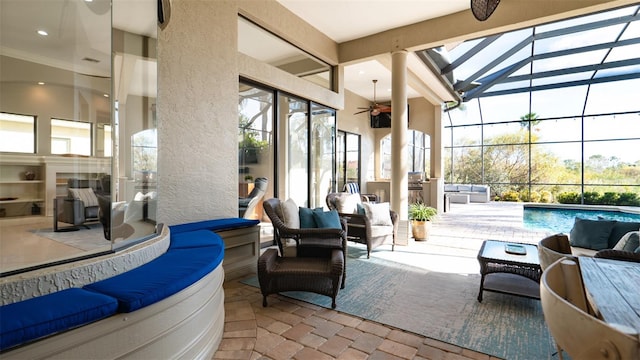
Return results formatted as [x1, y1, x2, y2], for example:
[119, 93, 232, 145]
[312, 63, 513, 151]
[370, 112, 391, 128]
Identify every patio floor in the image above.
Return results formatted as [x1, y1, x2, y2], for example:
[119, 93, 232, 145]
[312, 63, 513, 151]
[217, 201, 553, 360]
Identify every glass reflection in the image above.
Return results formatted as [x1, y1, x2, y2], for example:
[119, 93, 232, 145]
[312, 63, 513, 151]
[0, 0, 157, 275]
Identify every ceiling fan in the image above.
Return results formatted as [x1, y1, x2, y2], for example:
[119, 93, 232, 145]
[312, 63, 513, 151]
[354, 79, 391, 116]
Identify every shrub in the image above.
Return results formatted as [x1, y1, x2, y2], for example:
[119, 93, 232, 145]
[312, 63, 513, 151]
[539, 190, 553, 203]
[501, 190, 520, 202]
[600, 192, 619, 205]
[617, 192, 640, 206]
[557, 192, 580, 204]
[583, 191, 601, 205]
[529, 190, 541, 203]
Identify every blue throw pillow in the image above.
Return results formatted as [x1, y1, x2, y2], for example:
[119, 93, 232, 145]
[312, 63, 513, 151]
[299, 207, 322, 228]
[569, 217, 615, 250]
[312, 209, 342, 229]
[356, 203, 366, 215]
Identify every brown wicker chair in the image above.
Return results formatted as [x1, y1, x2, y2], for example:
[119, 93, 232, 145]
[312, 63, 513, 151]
[262, 198, 348, 287]
[258, 248, 344, 308]
[326, 192, 398, 259]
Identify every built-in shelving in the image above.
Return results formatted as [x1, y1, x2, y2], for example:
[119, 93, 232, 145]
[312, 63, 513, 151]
[0, 154, 110, 217]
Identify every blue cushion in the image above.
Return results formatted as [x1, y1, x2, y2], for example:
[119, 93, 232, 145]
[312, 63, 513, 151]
[0, 288, 118, 351]
[570, 217, 615, 250]
[356, 203, 366, 215]
[169, 229, 224, 250]
[84, 245, 224, 312]
[299, 207, 322, 228]
[312, 210, 342, 229]
[169, 218, 259, 235]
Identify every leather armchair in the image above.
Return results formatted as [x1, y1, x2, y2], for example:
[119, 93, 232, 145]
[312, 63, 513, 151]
[53, 179, 102, 232]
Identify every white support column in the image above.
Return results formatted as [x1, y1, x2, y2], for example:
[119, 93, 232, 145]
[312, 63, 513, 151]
[391, 50, 409, 245]
[432, 106, 444, 212]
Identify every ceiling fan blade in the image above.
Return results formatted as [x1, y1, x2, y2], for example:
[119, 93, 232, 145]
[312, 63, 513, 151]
[353, 109, 369, 115]
[378, 105, 392, 113]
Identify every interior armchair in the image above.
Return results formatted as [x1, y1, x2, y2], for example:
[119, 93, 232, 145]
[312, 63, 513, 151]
[53, 179, 104, 232]
[326, 192, 398, 259]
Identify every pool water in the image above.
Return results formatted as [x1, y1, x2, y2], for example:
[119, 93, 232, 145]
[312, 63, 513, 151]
[523, 207, 640, 234]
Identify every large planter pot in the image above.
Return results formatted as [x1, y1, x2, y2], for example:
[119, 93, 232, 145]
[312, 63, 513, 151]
[411, 220, 432, 241]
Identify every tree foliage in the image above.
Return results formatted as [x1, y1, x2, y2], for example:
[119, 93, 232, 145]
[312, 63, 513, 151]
[446, 112, 640, 203]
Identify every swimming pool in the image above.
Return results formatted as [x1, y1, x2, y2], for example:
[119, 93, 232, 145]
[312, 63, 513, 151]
[523, 206, 640, 234]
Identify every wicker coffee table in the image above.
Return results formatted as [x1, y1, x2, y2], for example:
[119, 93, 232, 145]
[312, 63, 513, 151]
[477, 240, 541, 302]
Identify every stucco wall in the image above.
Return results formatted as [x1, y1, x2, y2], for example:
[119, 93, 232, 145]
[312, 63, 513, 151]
[157, 0, 239, 225]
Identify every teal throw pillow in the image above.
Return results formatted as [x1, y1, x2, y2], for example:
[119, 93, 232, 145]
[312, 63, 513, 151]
[299, 207, 322, 228]
[356, 203, 366, 215]
[569, 217, 615, 250]
[312, 209, 342, 229]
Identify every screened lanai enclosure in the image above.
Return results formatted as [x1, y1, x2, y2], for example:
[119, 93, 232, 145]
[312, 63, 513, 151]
[421, 4, 640, 206]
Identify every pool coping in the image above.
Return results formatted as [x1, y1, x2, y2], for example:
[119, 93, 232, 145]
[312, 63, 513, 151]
[524, 203, 640, 215]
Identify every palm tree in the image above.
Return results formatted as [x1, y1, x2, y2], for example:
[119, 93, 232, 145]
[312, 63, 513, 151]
[519, 112, 540, 129]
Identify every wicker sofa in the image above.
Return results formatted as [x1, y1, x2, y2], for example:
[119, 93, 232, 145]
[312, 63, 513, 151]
[538, 218, 640, 270]
[444, 184, 491, 203]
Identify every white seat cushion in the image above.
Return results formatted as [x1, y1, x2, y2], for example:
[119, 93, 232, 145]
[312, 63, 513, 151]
[362, 202, 393, 226]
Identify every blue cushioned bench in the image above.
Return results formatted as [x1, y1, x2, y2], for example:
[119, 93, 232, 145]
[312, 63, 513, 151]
[0, 218, 259, 352]
[0, 288, 118, 351]
[169, 217, 259, 235]
[84, 232, 224, 312]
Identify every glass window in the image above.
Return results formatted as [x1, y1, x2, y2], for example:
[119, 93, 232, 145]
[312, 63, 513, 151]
[310, 103, 335, 208]
[533, 118, 582, 143]
[584, 113, 640, 141]
[51, 119, 91, 156]
[284, 95, 309, 207]
[238, 17, 333, 91]
[380, 135, 392, 179]
[530, 86, 589, 118]
[337, 131, 361, 191]
[530, 143, 582, 184]
[131, 129, 157, 179]
[483, 122, 524, 144]
[584, 78, 640, 114]
[103, 125, 112, 157]
[478, 93, 530, 123]
[0, 113, 35, 153]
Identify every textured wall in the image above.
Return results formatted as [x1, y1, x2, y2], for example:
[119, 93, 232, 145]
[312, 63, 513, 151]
[157, 0, 238, 225]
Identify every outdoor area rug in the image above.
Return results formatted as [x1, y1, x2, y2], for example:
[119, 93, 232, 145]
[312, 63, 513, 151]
[243, 245, 555, 360]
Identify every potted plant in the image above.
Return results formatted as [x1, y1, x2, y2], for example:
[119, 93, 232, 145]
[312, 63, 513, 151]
[409, 202, 437, 241]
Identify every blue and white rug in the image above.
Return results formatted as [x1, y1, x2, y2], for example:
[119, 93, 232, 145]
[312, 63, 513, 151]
[245, 245, 555, 360]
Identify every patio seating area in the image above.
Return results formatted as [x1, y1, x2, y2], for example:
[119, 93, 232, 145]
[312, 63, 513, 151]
[216, 202, 553, 359]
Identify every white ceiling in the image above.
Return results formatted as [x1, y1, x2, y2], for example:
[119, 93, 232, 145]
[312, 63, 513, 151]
[277, 0, 470, 103]
[0, 0, 468, 104]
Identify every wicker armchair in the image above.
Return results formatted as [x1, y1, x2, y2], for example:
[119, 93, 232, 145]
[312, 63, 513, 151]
[258, 248, 344, 308]
[262, 198, 348, 287]
[326, 192, 398, 259]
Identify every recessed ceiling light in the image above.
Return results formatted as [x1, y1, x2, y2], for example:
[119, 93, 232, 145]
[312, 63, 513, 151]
[103, 94, 109, 98]
[38, 82, 45, 85]
[358, 70, 365, 75]
[85, 0, 94, 2]
[37, 30, 48, 36]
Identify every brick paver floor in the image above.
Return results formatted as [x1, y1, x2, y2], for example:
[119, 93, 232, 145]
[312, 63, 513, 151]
[214, 202, 551, 359]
